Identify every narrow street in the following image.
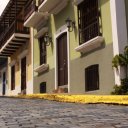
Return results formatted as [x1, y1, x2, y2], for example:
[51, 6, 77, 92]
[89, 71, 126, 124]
[0, 97, 128, 128]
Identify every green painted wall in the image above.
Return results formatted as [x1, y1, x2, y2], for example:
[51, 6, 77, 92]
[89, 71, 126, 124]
[34, 0, 114, 94]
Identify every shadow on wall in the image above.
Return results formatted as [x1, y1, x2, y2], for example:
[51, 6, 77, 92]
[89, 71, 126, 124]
[52, 0, 77, 36]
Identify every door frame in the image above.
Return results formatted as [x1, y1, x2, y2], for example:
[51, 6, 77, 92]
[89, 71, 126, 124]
[54, 25, 70, 92]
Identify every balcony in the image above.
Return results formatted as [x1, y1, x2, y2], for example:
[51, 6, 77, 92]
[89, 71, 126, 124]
[24, 0, 49, 28]
[34, 64, 49, 73]
[75, 36, 104, 53]
[38, 0, 68, 14]
[0, 19, 30, 57]
[75, 21, 104, 53]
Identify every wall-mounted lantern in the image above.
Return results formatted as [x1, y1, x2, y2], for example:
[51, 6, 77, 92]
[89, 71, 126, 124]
[65, 17, 75, 32]
[44, 33, 52, 46]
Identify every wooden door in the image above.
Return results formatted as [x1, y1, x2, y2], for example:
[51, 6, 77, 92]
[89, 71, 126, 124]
[21, 57, 26, 91]
[57, 33, 68, 86]
[2, 72, 6, 95]
[11, 66, 15, 90]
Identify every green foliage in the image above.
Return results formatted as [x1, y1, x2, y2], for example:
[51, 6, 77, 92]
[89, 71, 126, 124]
[112, 45, 128, 69]
[112, 54, 127, 68]
[111, 78, 128, 95]
[112, 45, 128, 95]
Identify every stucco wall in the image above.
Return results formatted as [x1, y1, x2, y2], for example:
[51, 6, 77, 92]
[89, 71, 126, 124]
[8, 36, 33, 95]
[34, 0, 114, 94]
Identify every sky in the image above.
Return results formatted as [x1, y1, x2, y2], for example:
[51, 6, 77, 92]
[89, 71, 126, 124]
[0, 0, 9, 16]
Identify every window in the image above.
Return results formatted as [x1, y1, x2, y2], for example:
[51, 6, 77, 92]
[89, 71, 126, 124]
[39, 36, 46, 65]
[85, 64, 99, 91]
[40, 82, 46, 93]
[78, 0, 101, 44]
[11, 65, 15, 90]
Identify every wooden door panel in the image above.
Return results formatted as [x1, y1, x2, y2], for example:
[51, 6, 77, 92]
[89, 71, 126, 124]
[2, 72, 6, 95]
[57, 33, 68, 86]
[21, 57, 26, 91]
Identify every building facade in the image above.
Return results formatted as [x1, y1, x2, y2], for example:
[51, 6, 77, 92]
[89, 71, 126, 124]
[0, 0, 33, 95]
[0, 0, 128, 95]
[25, 0, 115, 94]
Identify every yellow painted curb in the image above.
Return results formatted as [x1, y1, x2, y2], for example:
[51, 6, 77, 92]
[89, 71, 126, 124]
[11, 94, 128, 105]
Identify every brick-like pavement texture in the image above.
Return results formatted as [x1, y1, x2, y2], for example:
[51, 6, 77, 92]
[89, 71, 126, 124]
[0, 97, 128, 128]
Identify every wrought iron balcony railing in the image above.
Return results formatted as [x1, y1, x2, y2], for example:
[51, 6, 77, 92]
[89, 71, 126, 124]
[24, 0, 38, 22]
[79, 20, 101, 45]
[0, 19, 29, 49]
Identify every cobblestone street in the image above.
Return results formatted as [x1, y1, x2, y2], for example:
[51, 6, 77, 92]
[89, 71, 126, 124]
[0, 97, 128, 128]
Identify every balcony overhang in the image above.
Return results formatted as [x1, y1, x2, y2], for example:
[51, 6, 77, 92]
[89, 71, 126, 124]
[75, 36, 104, 53]
[0, 0, 28, 25]
[24, 12, 49, 28]
[35, 27, 48, 39]
[38, 0, 68, 14]
[0, 33, 30, 57]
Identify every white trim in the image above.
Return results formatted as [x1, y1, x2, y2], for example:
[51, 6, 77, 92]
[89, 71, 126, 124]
[75, 36, 104, 53]
[54, 25, 70, 93]
[110, 0, 128, 85]
[34, 64, 49, 73]
[31, 28, 34, 94]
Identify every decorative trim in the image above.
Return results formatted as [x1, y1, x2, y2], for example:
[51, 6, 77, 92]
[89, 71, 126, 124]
[18, 50, 28, 60]
[31, 28, 34, 94]
[75, 36, 104, 53]
[34, 27, 48, 39]
[34, 64, 49, 73]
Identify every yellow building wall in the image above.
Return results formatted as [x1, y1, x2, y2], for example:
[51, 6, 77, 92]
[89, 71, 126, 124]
[8, 36, 32, 94]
